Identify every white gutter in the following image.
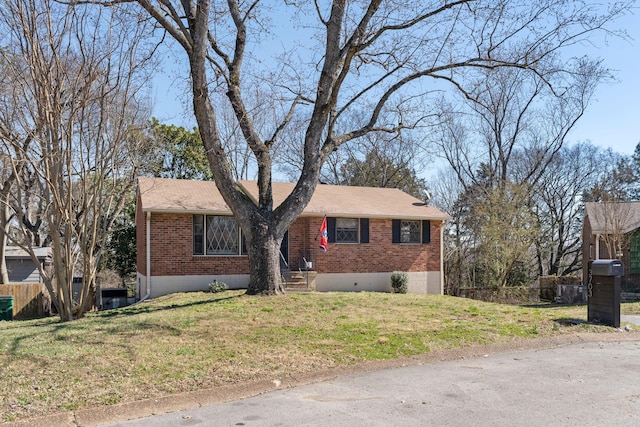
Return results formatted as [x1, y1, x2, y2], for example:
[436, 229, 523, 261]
[129, 210, 152, 307]
[134, 211, 152, 304]
[595, 233, 600, 260]
[440, 220, 445, 294]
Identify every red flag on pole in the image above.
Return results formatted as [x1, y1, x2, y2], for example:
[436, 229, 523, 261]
[319, 216, 328, 251]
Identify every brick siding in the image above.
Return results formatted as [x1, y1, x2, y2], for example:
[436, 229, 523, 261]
[138, 210, 442, 278]
[294, 217, 441, 274]
[143, 212, 249, 276]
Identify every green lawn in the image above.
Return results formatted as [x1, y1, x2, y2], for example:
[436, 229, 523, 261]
[0, 291, 638, 422]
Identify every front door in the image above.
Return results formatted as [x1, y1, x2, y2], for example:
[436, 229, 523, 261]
[279, 231, 289, 269]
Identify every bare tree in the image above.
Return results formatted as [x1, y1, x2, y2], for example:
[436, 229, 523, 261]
[0, 0, 153, 320]
[531, 142, 607, 276]
[0, 40, 46, 284]
[429, 167, 469, 294]
[277, 107, 428, 194]
[95, 0, 631, 295]
[433, 60, 606, 192]
[336, 145, 428, 199]
[588, 201, 634, 261]
[428, 40, 616, 291]
[0, 153, 14, 284]
[584, 152, 638, 202]
[306, 122, 429, 198]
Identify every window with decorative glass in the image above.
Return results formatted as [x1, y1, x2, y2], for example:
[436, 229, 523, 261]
[335, 217, 359, 243]
[400, 220, 421, 243]
[392, 219, 430, 244]
[193, 215, 245, 255]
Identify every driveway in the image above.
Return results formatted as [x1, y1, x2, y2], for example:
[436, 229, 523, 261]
[99, 334, 640, 427]
[621, 314, 640, 326]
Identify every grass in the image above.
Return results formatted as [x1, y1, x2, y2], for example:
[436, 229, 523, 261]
[0, 291, 638, 422]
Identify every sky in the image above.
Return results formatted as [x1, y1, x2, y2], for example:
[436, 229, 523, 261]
[151, 4, 640, 159]
[566, 11, 640, 156]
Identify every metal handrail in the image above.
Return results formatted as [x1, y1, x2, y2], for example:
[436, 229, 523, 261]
[279, 250, 289, 269]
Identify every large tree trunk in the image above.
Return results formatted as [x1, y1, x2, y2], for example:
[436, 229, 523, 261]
[50, 231, 74, 321]
[245, 222, 285, 295]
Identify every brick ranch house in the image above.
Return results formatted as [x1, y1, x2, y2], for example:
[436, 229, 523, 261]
[582, 201, 640, 287]
[136, 177, 451, 299]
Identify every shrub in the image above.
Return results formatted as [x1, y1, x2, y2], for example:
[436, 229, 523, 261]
[208, 280, 228, 293]
[391, 271, 408, 294]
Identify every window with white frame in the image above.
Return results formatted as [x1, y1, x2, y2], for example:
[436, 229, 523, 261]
[193, 215, 245, 255]
[336, 217, 359, 243]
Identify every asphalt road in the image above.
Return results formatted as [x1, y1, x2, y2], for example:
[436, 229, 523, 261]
[100, 336, 640, 427]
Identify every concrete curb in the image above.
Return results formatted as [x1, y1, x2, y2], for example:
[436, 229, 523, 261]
[5, 331, 640, 427]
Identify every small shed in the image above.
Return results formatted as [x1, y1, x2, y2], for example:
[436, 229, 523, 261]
[4, 246, 51, 283]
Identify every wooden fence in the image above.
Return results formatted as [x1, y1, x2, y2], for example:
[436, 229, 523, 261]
[0, 283, 45, 319]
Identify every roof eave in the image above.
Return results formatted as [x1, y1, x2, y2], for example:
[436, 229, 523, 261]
[142, 207, 232, 215]
[298, 212, 451, 221]
[143, 208, 450, 221]
[590, 227, 638, 235]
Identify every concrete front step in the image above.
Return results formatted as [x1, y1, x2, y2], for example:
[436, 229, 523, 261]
[282, 270, 317, 291]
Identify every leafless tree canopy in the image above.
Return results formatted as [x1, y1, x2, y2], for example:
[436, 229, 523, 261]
[88, 0, 632, 294]
[0, 0, 154, 320]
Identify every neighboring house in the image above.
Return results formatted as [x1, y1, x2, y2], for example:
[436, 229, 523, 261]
[136, 177, 451, 299]
[582, 201, 640, 285]
[4, 246, 51, 283]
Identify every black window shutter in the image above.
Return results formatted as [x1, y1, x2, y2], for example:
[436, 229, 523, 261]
[241, 232, 247, 255]
[193, 214, 204, 255]
[392, 219, 401, 243]
[360, 218, 369, 243]
[327, 217, 336, 243]
[422, 220, 431, 244]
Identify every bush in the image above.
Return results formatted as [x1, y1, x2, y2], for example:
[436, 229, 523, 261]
[391, 271, 408, 294]
[208, 280, 228, 293]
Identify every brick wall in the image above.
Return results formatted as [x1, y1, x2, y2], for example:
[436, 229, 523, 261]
[148, 213, 249, 276]
[138, 212, 443, 278]
[286, 216, 309, 269]
[288, 217, 441, 274]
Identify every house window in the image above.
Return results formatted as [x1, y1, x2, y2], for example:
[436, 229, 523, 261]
[401, 220, 421, 243]
[392, 219, 431, 244]
[326, 217, 369, 244]
[336, 218, 359, 243]
[207, 216, 239, 254]
[193, 215, 245, 255]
